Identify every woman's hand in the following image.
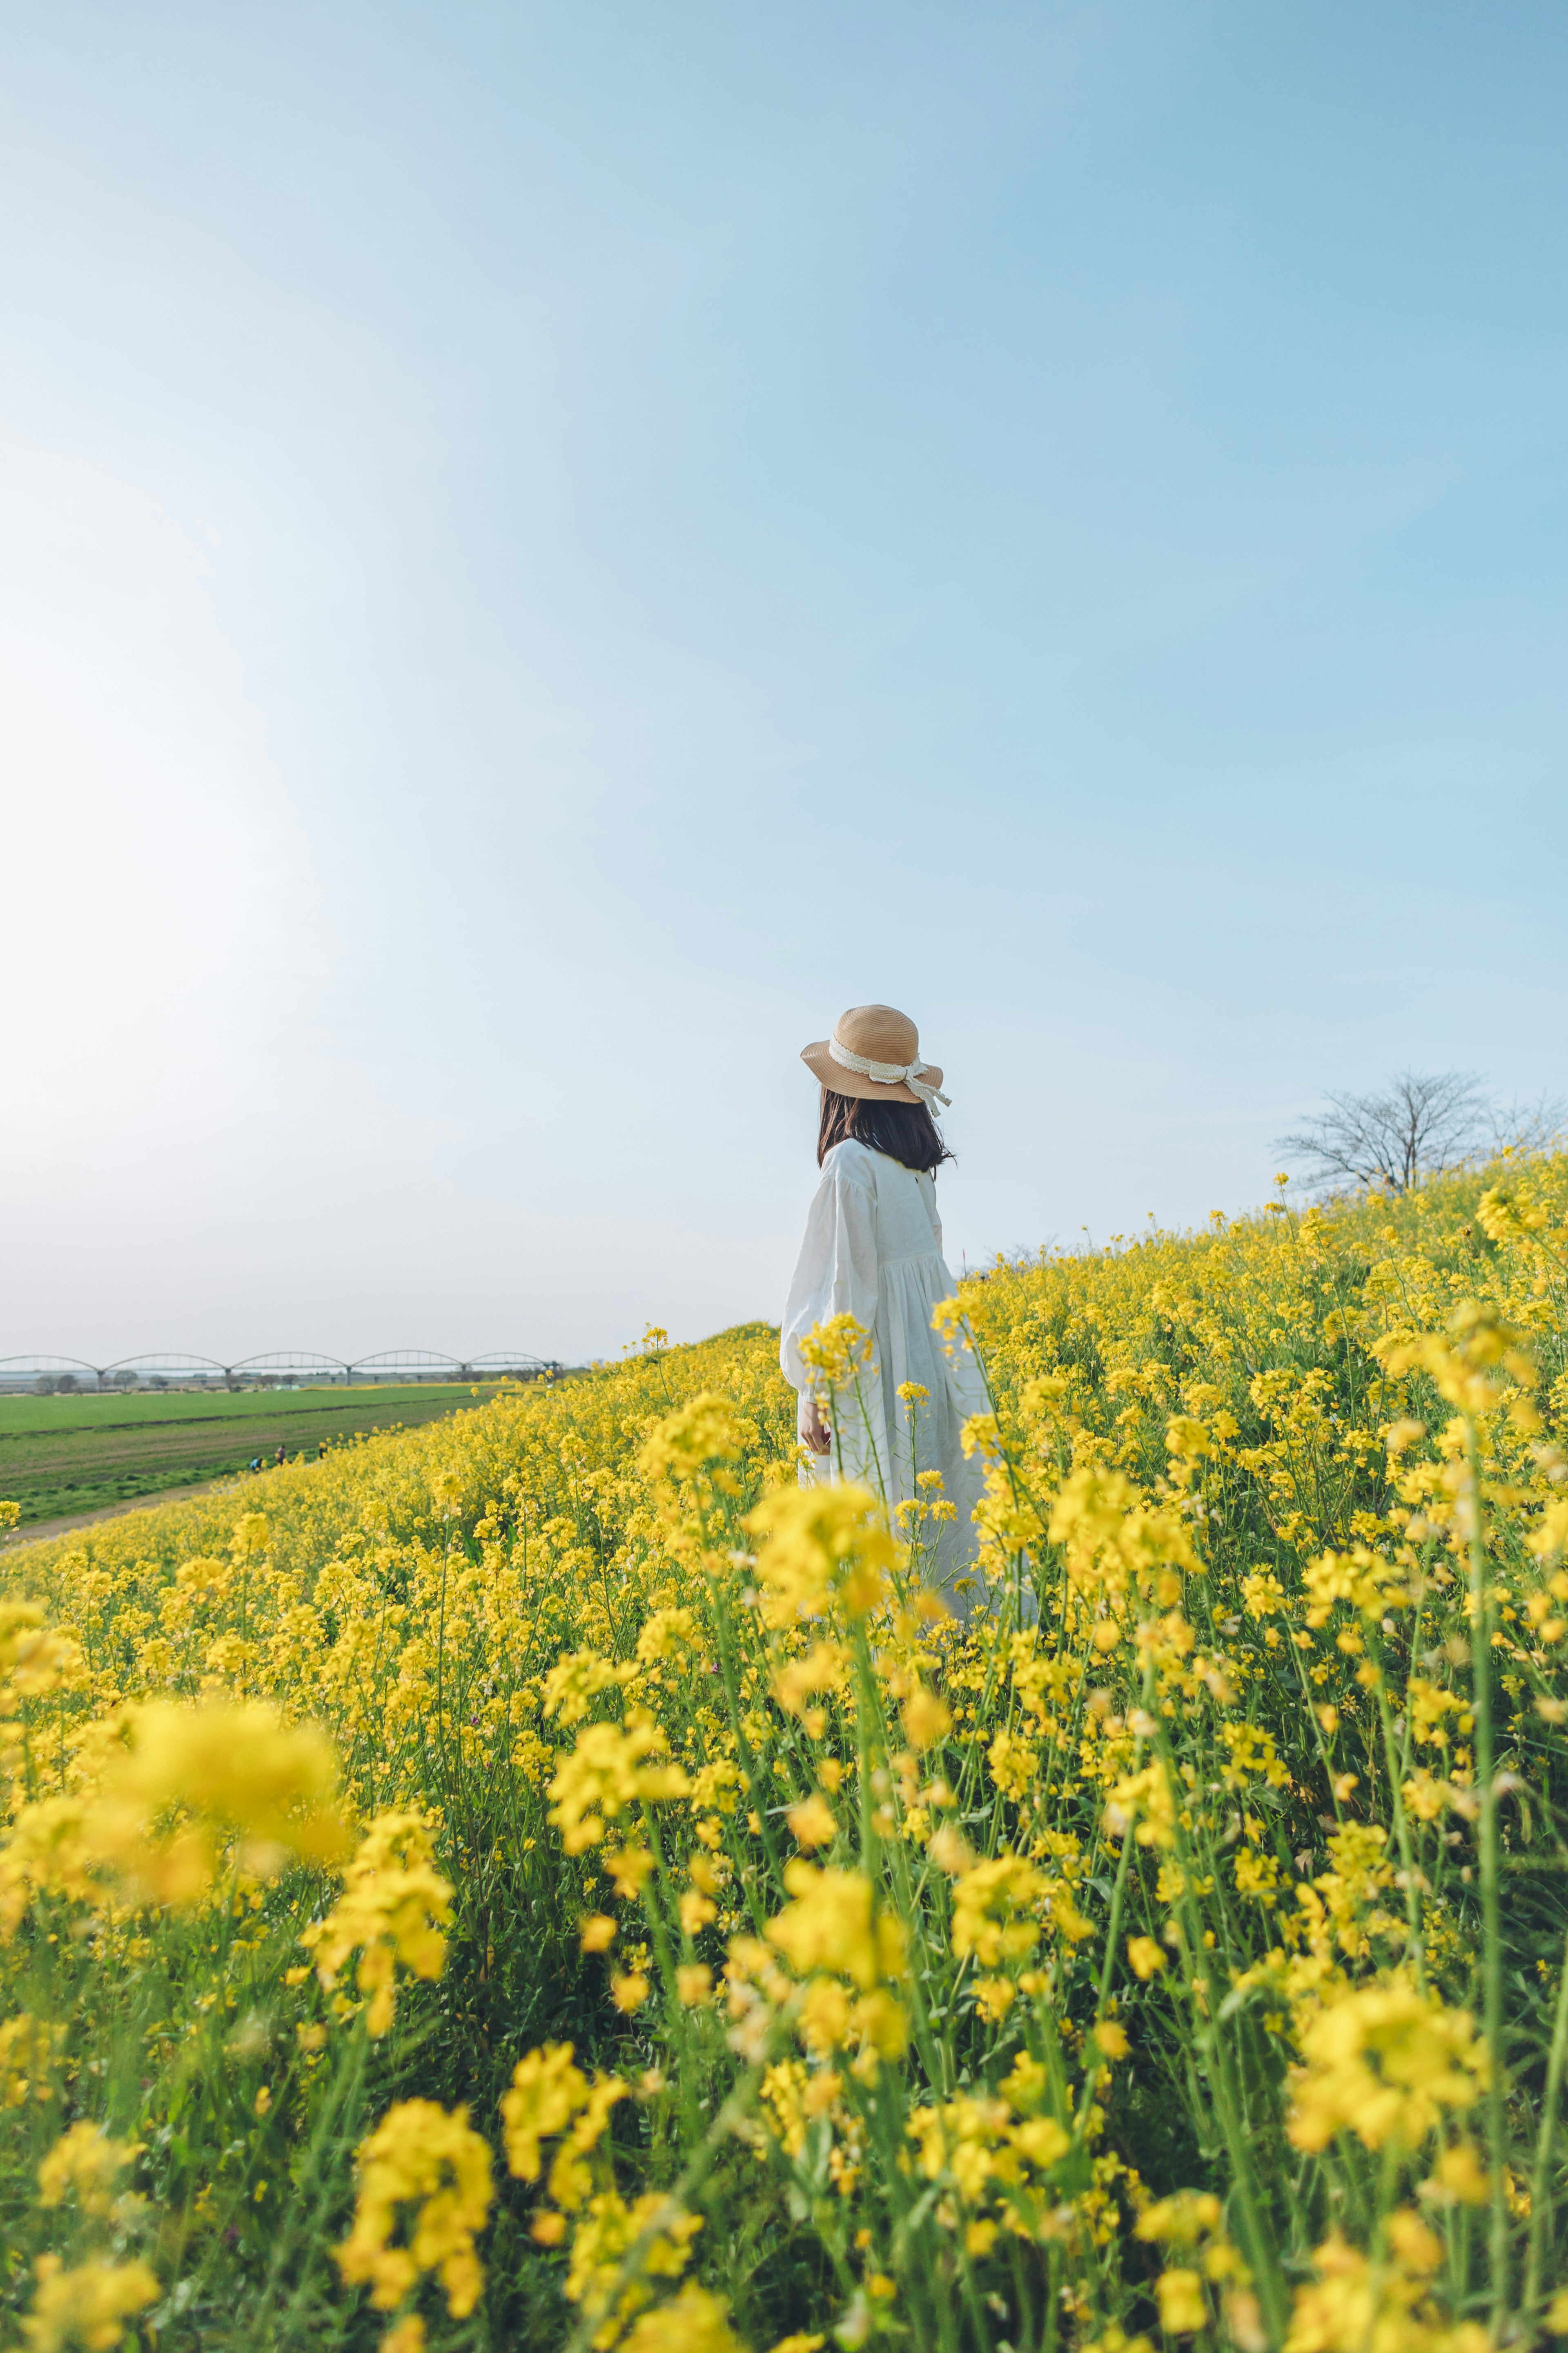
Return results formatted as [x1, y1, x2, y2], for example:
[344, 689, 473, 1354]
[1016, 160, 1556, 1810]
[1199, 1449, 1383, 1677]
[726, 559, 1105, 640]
[799, 1396, 831, 1456]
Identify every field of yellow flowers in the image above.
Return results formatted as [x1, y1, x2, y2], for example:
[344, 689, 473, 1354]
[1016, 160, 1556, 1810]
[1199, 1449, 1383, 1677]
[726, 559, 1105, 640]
[2, 1155, 1568, 2353]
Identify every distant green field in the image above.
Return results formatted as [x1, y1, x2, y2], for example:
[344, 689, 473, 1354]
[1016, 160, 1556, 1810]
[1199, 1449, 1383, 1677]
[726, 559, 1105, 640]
[0, 1383, 509, 1528]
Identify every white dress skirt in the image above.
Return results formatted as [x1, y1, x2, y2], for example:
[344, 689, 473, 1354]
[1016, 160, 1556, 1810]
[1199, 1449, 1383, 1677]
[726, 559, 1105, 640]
[779, 1138, 992, 1617]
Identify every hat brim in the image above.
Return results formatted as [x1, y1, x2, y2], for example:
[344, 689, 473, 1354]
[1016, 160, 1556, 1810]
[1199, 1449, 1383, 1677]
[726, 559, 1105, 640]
[801, 1042, 943, 1106]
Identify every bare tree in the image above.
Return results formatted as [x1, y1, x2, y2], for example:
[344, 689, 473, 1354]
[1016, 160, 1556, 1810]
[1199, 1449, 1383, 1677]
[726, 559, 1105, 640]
[1278, 1070, 1492, 1196]
[1488, 1092, 1566, 1160]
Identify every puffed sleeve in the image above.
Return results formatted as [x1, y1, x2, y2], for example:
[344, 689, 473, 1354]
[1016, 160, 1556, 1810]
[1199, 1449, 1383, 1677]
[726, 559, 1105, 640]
[779, 1149, 880, 1392]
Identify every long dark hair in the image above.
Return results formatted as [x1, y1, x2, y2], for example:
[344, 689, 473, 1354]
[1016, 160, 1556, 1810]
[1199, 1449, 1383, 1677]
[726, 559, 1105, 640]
[817, 1087, 954, 1173]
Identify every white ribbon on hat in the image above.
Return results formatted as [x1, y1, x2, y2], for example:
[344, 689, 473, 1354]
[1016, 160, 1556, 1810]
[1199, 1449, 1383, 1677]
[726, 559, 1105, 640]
[829, 1035, 951, 1114]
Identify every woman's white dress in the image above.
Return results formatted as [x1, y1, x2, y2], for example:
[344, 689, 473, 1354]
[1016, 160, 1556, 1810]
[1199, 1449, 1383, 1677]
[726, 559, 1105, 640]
[779, 1139, 992, 1617]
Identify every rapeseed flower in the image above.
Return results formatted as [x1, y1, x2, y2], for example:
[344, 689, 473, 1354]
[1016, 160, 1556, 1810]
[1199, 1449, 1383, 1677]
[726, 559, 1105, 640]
[302, 1812, 452, 2036]
[36, 2122, 140, 2217]
[548, 1719, 690, 1853]
[18, 2255, 160, 2353]
[1287, 1979, 1485, 2154]
[335, 2099, 492, 2318]
[4, 1154, 1567, 2344]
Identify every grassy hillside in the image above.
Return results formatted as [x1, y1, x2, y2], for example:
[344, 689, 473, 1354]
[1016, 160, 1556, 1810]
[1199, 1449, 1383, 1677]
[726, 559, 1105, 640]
[0, 1383, 517, 1527]
[0, 1176, 1565, 2353]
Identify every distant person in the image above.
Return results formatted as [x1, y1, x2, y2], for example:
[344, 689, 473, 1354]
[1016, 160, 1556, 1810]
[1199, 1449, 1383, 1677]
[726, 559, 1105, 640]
[248, 1456, 262, 1474]
[274, 1443, 287, 1467]
[780, 1004, 991, 1622]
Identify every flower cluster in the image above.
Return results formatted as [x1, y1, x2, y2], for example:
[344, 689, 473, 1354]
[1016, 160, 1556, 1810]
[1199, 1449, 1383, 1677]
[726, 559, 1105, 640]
[0, 1151, 1566, 2346]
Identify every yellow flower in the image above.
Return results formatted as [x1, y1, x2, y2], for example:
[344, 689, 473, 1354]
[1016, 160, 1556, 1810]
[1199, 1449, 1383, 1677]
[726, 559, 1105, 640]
[0, 2012, 64, 2107]
[745, 1484, 898, 1627]
[619, 2286, 748, 2353]
[786, 1795, 837, 1850]
[542, 1648, 639, 1727]
[637, 1394, 750, 1490]
[636, 1607, 698, 1663]
[772, 1642, 848, 1716]
[0, 1605, 82, 1708]
[766, 1862, 906, 1992]
[88, 1698, 350, 1904]
[987, 1726, 1038, 1800]
[927, 1824, 975, 1878]
[1422, 2142, 1489, 2206]
[1234, 1849, 1281, 1907]
[562, 2188, 704, 2335]
[796, 1315, 875, 1391]
[18, 2255, 159, 2353]
[37, 2122, 140, 2217]
[15, 1141, 1568, 2353]
[301, 1813, 453, 2039]
[901, 1687, 950, 1750]
[1379, 1300, 1539, 1414]
[973, 1976, 1016, 2023]
[950, 1855, 1047, 1968]
[1104, 1762, 1176, 1850]
[501, 2044, 593, 2181]
[605, 1846, 657, 1900]
[1009, 2115, 1069, 2169]
[543, 2075, 632, 2211]
[335, 2099, 492, 2317]
[1047, 1463, 1198, 1597]
[908, 2092, 1013, 2197]
[1530, 1498, 1568, 1565]
[679, 1887, 717, 1936]
[1283, 2218, 1481, 2353]
[1287, 1979, 1485, 2155]
[1156, 2269, 1208, 2335]
[547, 1720, 689, 1854]
[1136, 2191, 1223, 2248]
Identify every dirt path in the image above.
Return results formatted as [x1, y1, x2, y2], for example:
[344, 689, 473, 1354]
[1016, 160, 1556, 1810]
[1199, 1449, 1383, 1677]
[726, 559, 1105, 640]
[1, 1478, 239, 1552]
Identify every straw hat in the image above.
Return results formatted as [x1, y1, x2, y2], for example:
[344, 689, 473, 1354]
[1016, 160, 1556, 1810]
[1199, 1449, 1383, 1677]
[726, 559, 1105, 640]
[800, 1005, 949, 1113]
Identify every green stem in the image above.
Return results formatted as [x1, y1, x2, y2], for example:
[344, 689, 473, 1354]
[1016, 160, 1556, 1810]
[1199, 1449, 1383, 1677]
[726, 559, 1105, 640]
[1074, 1672, 1152, 2142]
[1152, 1718, 1289, 2346]
[1523, 1917, 1568, 2315]
[562, 1994, 802, 2353]
[711, 1585, 786, 1887]
[1465, 1420, 1510, 2326]
[1372, 1667, 1425, 1986]
[244, 2022, 371, 2351]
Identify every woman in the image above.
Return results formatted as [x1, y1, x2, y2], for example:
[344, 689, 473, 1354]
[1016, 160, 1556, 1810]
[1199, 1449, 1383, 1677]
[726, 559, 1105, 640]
[780, 1003, 992, 1618]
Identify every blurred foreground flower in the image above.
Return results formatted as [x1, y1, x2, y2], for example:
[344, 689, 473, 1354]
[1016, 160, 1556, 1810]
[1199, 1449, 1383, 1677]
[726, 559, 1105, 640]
[745, 1484, 898, 1626]
[18, 2255, 159, 2353]
[1287, 1978, 1485, 2155]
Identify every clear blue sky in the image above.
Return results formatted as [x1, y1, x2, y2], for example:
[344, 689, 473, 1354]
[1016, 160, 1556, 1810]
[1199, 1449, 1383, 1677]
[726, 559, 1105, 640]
[2, 2, 1564, 1363]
